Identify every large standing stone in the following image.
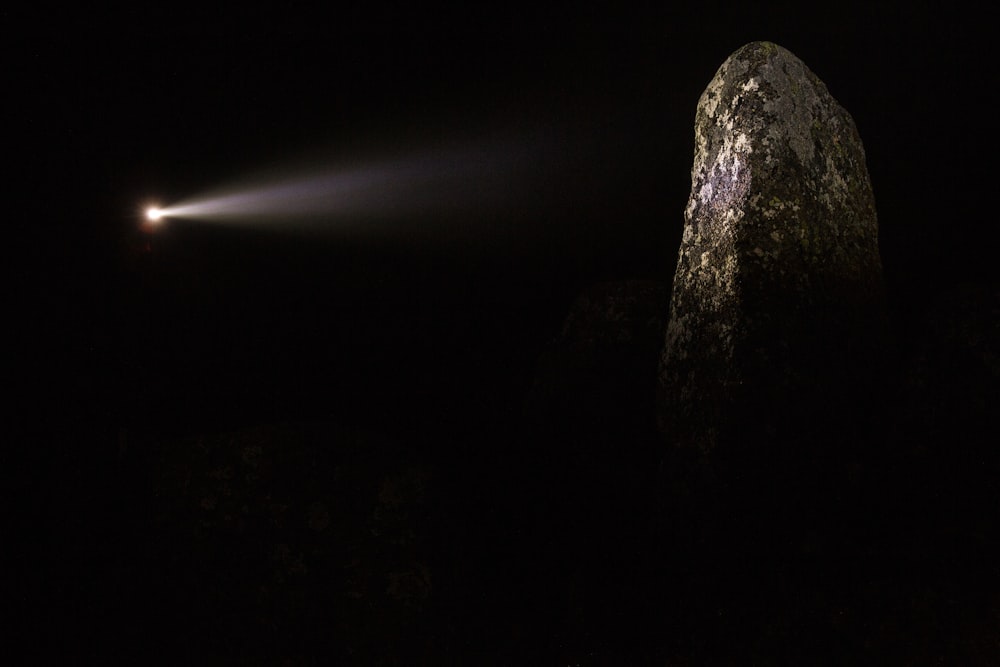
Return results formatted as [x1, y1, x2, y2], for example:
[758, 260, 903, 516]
[658, 42, 887, 460]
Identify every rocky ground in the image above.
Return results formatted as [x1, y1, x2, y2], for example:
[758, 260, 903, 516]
[16, 279, 998, 664]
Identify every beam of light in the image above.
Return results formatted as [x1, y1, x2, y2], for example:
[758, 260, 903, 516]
[142, 136, 551, 234]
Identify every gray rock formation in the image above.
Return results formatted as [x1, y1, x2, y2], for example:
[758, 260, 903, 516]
[658, 42, 887, 458]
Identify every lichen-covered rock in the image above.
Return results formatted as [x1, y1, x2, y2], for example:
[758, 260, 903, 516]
[658, 42, 887, 457]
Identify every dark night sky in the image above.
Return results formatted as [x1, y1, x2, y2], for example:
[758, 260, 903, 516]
[15, 3, 993, 436]
[11, 5, 1000, 663]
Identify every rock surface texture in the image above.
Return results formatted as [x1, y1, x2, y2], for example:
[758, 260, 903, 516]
[658, 42, 886, 459]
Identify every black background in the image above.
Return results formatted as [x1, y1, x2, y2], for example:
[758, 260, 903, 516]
[11, 2, 997, 663]
[17, 3, 992, 432]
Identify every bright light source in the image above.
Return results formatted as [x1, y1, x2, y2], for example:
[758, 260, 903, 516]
[146, 207, 164, 222]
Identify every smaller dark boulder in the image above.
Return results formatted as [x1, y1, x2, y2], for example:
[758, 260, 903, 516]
[525, 279, 669, 442]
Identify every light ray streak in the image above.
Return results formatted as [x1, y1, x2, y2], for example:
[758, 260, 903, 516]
[146, 139, 540, 229]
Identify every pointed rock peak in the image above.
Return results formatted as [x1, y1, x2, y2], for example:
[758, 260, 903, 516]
[658, 42, 886, 456]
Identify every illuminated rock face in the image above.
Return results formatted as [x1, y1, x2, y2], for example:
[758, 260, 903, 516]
[658, 42, 886, 456]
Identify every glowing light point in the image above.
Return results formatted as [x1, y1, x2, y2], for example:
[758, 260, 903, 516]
[146, 207, 164, 222]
